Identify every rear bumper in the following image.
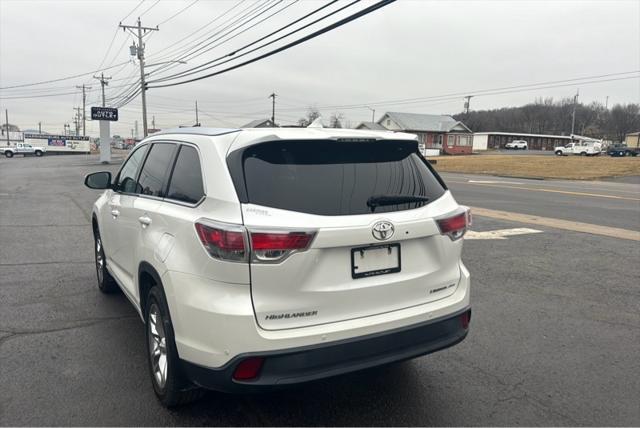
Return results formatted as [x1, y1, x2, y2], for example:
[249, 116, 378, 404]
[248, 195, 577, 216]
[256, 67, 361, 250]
[181, 307, 470, 392]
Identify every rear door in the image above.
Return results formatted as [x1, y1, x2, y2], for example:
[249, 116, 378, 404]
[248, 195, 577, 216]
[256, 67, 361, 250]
[229, 139, 465, 330]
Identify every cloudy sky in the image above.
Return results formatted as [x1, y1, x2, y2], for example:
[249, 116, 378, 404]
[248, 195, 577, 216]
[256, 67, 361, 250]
[1, 0, 639, 137]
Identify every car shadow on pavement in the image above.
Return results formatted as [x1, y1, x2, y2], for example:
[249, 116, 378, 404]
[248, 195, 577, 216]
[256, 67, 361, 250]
[176, 361, 440, 426]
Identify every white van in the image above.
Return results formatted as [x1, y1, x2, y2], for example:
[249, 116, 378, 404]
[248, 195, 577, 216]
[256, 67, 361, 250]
[554, 141, 602, 156]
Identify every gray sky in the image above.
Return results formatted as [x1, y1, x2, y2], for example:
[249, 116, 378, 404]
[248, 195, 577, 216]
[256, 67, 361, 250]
[1, 0, 639, 137]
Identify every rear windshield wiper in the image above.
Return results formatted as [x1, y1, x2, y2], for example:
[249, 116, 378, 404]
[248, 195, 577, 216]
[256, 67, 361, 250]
[366, 195, 430, 212]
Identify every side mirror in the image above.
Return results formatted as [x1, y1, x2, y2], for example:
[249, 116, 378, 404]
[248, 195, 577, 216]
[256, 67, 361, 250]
[84, 171, 112, 189]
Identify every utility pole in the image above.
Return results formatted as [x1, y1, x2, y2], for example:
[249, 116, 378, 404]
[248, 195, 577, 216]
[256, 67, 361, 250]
[464, 95, 474, 115]
[76, 84, 91, 136]
[152, 115, 155, 130]
[4, 110, 9, 147]
[605, 96, 609, 110]
[38, 121, 41, 134]
[366, 106, 375, 123]
[120, 18, 158, 137]
[135, 120, 139, 139]
[571, 89, 579, 135]
[195, 100, 200, 126]
[93, 73, 111, 107]
[73, 107, 82, 136]
[269, 92, 277, 125]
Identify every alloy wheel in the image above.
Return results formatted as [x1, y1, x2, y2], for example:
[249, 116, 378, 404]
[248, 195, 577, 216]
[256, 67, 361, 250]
[148, 303, 168, 389]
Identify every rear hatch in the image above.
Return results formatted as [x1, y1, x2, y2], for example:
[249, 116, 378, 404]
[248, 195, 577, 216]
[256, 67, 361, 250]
[228, 139, 465, 330]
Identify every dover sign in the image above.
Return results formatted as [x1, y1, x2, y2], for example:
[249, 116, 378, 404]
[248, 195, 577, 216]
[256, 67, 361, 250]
[91, 107, 118, 121]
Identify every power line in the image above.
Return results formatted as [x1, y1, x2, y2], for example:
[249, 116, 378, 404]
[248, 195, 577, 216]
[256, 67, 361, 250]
[145, 0, 247, 61]
[121, 0, 146, 21]
[272, 71, 640, 112]
[0, 61, 131, 90]
[157, 0, 200, 26]
[148, 0, 396, 88]
[147, 0, 280, 78]
[148, 0, 300, 79]
[150, 0, 340, 83]
[138, 0, 161, 18]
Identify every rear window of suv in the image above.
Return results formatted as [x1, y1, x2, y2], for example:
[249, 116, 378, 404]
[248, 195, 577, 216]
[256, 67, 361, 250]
[228, 139, 446, 216]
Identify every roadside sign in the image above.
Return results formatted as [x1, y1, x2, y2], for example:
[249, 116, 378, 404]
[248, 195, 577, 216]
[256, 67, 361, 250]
[91, 107, 118, 121]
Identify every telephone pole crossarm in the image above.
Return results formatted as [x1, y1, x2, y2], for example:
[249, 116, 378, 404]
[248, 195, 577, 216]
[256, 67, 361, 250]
[93, 73, 112, 107]
[120, 18, 158, 137]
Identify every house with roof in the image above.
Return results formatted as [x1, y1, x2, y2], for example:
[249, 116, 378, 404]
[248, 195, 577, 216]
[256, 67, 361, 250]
[355, 121, 387, 131]
[377, 112, 473, 155]
[241, 118, 276, 128]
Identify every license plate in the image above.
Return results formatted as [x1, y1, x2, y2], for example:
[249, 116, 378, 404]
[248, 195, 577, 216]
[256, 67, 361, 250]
[351, 243, 401, 279]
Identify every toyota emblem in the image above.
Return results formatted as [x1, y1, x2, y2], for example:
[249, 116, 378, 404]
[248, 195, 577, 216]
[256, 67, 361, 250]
[372, 220, 394, 241]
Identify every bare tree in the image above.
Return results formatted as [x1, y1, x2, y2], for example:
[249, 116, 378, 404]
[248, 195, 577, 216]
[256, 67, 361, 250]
[609, 104, 640, 143]
[454, 98, 639, 140]
[329, 112, 344, 128]
[297, 107, 321, 127]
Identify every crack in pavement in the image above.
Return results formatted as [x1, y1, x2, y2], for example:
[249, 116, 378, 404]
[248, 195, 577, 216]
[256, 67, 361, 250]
[65, 193, 92, 223]
[0, 315, 138, 349]
[451, 355, 581, 425]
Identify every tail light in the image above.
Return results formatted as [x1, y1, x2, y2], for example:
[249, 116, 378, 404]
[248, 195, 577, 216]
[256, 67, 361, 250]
[233, 357, 265, 381]
[195, 221, 248, 262]
[461, 309, 471, 329]
[249, 231, 316, 262]
[195, 220, 315, 263]
[437, 208, 471, 241]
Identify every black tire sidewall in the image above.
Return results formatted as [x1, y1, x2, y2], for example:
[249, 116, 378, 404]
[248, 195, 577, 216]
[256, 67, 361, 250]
[145, 286, 188, 405]
[5, 152, 13, 158]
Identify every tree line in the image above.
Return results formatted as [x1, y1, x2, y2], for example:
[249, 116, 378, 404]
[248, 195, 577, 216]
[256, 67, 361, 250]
[453, 98, 639, 143]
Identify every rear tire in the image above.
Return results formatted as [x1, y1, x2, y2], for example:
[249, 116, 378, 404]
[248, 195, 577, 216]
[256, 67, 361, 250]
[555, 150, 563, 156]
[580, 152, 587, 156]
[145, 286, 203, 407]
[5, 151, 13, 158]
[35, 150, 43, 157]
[94, 227, 119, 293]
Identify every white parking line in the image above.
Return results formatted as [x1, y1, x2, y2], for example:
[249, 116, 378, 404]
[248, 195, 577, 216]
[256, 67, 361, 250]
[465, 228, 543, 240]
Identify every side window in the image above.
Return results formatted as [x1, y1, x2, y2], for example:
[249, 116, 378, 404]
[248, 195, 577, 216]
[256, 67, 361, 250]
[116, 145, 148, 193]
[137, 143, 177, 197]
[166, 145, 205, 204]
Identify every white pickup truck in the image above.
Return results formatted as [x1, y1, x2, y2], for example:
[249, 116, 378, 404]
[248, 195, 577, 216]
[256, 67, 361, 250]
[2, 142, 47, 158]
[554, 141, 602, 156]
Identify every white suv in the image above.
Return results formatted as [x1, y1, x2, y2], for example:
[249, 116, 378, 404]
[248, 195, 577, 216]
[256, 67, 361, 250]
[505, 140, 528, 150]
[84, 127, 471, 406]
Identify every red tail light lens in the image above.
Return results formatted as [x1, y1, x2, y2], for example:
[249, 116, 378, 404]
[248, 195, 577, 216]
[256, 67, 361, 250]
[249, 231, 316, 262]
[195, 222, 247, 262]
[233, 357, 265, 381]
[461, 310, 471, 329]
[437, 209, 470, 241]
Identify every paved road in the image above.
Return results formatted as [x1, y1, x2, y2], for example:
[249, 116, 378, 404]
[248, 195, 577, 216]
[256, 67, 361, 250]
[1, 155, 639, 426]
[440, 172, 640, 231]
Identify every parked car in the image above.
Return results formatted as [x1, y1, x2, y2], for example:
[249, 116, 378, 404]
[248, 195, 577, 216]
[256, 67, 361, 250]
[1, 142, 46, 158]
[554, 141, 602, 156]
[505, 140, 528, 150]
[607, 144, 639, 157]
[84, 127, 472, 406]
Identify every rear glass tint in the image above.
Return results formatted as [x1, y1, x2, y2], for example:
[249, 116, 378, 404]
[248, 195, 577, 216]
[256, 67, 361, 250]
[231, 140, 446, 216]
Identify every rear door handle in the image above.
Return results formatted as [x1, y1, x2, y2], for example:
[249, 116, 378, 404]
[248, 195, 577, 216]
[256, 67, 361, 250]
[111, 209, 120, 218]
[138, 215, 152, 227]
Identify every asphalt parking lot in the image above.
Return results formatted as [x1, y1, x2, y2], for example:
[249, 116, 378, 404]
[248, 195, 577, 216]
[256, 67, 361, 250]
[1, 154, 639, 426]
